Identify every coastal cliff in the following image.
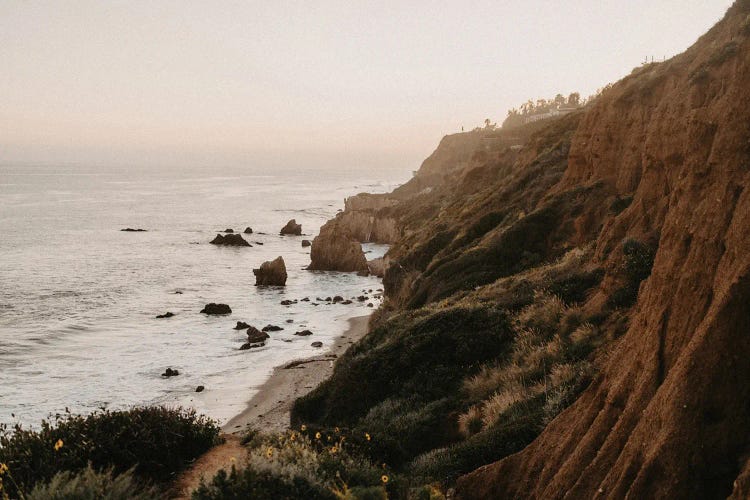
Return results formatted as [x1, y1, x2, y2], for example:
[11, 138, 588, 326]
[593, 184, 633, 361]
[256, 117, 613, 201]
[295, 2, 750, 497]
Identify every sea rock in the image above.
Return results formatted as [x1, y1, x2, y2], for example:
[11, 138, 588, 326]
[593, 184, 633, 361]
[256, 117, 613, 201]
[295, 330, 313, 336]
[253, 256, 288, 286]
[156, 312, 174, 318]
[280, 299, 297, 306]
[243, 227, 253, 234]
[311, 341, 323, 348]
[246, 327, 270, 344]
[333, 296, 344, 303]
[286, 319, 294, 323]
[195, 385, 205, 392]
[209, 234, 251, 246]
[162, 368, 179, 377]
[280, 219, 302, 235]
[302, 239, 312, 247]
[239, 342, 265, 350]
[367, 303, 374, 307]
[234, 321, 251, 330]
[341, 300, 353, 305]
[308, 221, 368, 273]
[200, 303, 232, 315]
[223, 228, 234, 233]
[357, 296, 367, 302]
[121, 228, 147, 232]
[262, 324, 284, 332]
[367, 257, 387, 278]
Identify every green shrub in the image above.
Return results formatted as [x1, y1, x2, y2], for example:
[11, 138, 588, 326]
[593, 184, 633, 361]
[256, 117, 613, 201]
[0, 406, 221, 497]
[27, 466, 157, 500]
[194, 430, 393, 500]
[608, 239, 656, 308]
[192, 467, 335, 500]
[293, 305, 510, 426]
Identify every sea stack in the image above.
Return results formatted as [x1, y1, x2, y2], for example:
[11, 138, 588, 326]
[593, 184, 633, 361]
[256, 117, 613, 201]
[253, 256, 288, 286]
[280, 219, 302, 235]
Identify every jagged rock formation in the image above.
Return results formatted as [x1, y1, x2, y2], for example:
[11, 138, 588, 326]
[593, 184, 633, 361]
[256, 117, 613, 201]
[366, 257, 386, 278]
[253, 256, 287, 286]
[308, 220, 368, 273]
[280, 219, 302, 235]
[209, 234, 251, 246]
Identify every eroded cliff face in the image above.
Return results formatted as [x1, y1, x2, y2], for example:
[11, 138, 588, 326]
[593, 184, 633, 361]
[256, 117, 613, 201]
[457, 3, 750, 498]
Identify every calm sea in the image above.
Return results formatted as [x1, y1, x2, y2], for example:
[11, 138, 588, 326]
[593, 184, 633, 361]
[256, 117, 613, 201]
[0, 163, 407, 427]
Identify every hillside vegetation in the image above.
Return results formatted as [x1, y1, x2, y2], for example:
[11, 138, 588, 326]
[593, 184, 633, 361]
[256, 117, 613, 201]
[286, 2, 750, 498]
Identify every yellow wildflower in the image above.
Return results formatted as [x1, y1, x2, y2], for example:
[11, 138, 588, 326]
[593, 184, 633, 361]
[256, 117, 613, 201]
[315, 432, 321, 440]
[330, 446, 338, 454]
[54, 439, 64, 451]
[327, 435, 332, 442]
[0, 463, 7, 474]
[230, 457, 236, 463]
[300, 424, 307, 432]
[266, 447, 274, 458]
[290, 432, 297, 442]
[365, 432, 371, 441]
[334, 426, 340, 433]
[381, 474, 389, 484]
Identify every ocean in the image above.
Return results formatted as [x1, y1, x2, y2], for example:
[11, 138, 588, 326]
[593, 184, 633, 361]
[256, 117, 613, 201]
[0, 163, 408, 427]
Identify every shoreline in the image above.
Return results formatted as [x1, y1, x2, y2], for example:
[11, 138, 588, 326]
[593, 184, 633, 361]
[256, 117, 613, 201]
[222, 314, 371, 434]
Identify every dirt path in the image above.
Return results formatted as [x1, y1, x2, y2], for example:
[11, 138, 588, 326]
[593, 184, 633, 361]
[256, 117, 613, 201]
[172, 434, 246, 499]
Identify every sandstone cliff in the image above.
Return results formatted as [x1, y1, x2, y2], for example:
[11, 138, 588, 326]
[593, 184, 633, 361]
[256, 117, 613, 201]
[293, 3, 750, 498]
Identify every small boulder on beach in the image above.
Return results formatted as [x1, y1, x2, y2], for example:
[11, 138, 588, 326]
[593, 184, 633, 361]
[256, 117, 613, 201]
[155, 312, 174, 318]
[234, 321, 251, 330]
[280, 219, 302, 236]
[162, 368, 179, 377]
[311, 341, 323, 348]
[333, 296, 344, 303]
[223, 228, 234, 233]
[201, 303, 232, 315]
[253, 256, 287, 286]
[195, 385, 205, 392]
[295, 330, 313, 336]
[301, 239, 311, 247]
[262, 324, 284, 332]
[210, 234, 251, 246]
[243, 227, 253, 234]
[280, 299, 297, 306]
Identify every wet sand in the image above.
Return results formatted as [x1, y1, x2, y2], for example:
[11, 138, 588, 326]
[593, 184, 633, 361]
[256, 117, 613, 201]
[222, 314, 370, 434]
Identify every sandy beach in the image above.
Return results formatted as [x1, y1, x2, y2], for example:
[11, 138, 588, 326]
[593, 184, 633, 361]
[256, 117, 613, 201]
[222, 314, 371, 434]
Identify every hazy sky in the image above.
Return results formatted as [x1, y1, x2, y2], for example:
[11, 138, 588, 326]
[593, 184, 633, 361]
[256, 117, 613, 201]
[0, 1, 732, 170]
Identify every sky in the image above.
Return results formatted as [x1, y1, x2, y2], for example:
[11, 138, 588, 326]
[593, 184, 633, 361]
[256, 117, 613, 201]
[0, 1, 733, 171]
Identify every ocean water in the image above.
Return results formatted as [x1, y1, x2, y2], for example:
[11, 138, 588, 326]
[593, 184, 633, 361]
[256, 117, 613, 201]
[0, 163, 408, 427]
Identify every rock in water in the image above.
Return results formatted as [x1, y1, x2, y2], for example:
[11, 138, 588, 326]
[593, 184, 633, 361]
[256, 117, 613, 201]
[280, 219, 302, 235]
[295, 330, 313, 336]
[155, 312, 174, 318]
[253, 256, 287, 286]
[223, 228, 234, 233]
[243, 227, 253, 234]
[209, 234, 251, 246]
[195, 385, 205, 392]
[121, 228, 147, 232]
[311, 341, 323, 348]
[162, 368, 179, 377]
[234, 321, 251, 330]
[301, 239, 311, 247]
[246, 327, 270, 344]
[262, 324, 284, 332]
[200, 303, 232, 315]
[308, 221, 368, 273]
